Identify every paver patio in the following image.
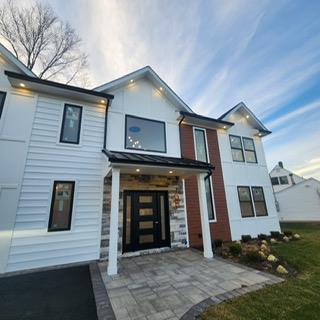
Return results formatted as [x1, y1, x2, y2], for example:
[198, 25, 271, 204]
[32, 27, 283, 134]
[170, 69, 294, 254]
[98, 249, 282, 320]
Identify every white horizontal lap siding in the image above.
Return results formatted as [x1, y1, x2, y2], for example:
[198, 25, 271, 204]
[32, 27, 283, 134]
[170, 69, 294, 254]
[7, 96, 105, 272]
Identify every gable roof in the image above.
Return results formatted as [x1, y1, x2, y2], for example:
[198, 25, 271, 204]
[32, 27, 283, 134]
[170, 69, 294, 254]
[219, 102, 271, 137]
[0, 43, 36, 77]
[94, 66, 193, 113]
[276, 177, 320, 194]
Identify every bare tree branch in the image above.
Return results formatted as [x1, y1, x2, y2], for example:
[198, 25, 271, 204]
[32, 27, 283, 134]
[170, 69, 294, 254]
[0, 0, 89, 86]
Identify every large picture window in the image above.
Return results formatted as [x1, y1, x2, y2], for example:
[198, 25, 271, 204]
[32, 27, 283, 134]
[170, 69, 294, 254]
[237, 186, 254, 218]
[252, 187, 268, 216]
[229, 135, 244, 162]
[242, 137, 257, 163]
[48, 181, 75, 231]
[125, 115, 166, 153]
[60, 104, 82, 144]
[0, 91, 7, 118]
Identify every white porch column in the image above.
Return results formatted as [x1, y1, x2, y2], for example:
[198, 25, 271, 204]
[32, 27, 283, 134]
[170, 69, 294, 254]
[107, 168, 120, 275]
[197, 173, 213, 258]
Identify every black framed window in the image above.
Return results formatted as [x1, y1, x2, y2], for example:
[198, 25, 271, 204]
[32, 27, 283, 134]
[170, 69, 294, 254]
[242, 137, 257, 163]
[229, 135, 244, 162]
[251, 187, 268, 216]
[205, 178, 215, 220]
[279, 176, 289, 185]
[0, 91, 7, 118]
[271, 177, 279, 185]
[60, 104, 82, 144]
[237, 186, 254, 218]
[125, 115, 166, 153]
[48, 181, 75, 231]
[194, 128, 208, 162]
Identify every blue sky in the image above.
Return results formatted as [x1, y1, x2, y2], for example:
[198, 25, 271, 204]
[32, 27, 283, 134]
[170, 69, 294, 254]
[22, 0, 320, 179]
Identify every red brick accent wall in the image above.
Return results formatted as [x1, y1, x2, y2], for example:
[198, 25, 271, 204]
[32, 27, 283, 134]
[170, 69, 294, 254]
[181, 123, 231, 246]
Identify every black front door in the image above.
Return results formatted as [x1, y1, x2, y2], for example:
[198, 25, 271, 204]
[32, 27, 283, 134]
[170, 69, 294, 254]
[123, 191, 170, 253]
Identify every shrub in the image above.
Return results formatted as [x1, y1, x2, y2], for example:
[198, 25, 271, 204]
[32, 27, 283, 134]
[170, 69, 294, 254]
[229, 243, 242, 256]
[214, 239, 223, 248]
[241, 235, 252, 243]
[283, 230, 293, 237]
[243, 250, 261, 263]
[258, 233, 268, 240]
[270, 231, 283, 240]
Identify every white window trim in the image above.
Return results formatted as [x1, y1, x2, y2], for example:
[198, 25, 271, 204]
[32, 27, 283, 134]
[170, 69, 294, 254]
[192, 126, 217, 223]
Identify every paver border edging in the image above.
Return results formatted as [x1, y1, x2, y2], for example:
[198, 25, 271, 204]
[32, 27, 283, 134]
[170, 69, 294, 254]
[90, 263, 116, 320]
[180, 276, 284, 320]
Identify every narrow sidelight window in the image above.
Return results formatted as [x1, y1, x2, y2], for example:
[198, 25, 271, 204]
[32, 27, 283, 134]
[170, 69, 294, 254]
[271, 177, 279, 185]
[279, 176, 289, 185]
[48, 181, 75, 231]
[242, 137, 257, 163]
[237, 186, 254, 218]
[251, 187, 268, 216]
[205, 178, 215, 220]
[60, 104, 82, 144]
[194, 128, 208, 162]
[0, 91, 7, 118]
[229, 135, 244, 162]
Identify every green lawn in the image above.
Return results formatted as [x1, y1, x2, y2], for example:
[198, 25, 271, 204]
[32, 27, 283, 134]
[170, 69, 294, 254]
[200, 223, 320, 320]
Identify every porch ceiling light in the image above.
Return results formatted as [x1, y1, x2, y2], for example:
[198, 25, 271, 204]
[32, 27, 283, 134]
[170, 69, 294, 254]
[159, 86, 163, 91]
[100, 99, 106, 104]
[258, 133, 262, 136]
[136, 168, 140, 172]
[130, 79, 134, 83]
[223, 125, 226, 129]
[169, 170, 173, 174]
[246, 115, 250, 119]
[20, 83, 26, 87]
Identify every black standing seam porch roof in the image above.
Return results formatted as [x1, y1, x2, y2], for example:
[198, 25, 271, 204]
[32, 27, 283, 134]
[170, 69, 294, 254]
[102, 149, 214, 171]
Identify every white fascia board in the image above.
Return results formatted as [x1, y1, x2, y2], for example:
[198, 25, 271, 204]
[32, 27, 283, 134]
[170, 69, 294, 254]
[93, 66, 193, 113]
[0, 43, 36, 77]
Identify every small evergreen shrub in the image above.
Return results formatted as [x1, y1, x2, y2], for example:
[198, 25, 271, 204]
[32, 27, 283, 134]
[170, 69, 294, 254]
[270, 231, 283, 240]
[214, 239, 223, 248]
[258, 233, 268, 240]
[283, 230, 293, 237]
[243, 250, 261, 263]
[241, 235, 252, 243]
[229, 243, 242, 256]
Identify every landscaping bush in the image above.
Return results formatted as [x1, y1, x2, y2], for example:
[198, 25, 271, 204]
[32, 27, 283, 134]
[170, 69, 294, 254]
[241, 235, 252, 243]
[270, 231, 283, 240]
[229, 243, 242, 256]
[258, 233, 268, 240]
[214, 239, 223, 248]
[283, 230, 293, 237]
[243, 250, 261, 263]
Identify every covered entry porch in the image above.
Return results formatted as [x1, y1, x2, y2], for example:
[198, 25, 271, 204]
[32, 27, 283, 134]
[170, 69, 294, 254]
[102, 150, 215, 276]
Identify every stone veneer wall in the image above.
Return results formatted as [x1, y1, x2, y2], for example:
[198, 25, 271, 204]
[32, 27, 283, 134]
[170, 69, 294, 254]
[100, 174, 188, 260]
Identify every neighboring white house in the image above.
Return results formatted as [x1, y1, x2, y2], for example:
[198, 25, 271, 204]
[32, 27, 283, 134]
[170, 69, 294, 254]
[0, 43, 281, 275]
[270, 162, 320, 221]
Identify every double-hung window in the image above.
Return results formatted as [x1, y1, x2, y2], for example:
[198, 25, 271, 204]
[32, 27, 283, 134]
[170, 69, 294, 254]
[271, 177, 279, 185]
[229, 135, 244, 162]
[229, 135, 257, 163]
[237, 186, 268, 218]
[48, 181, 75, 231]
[0, 91, 7, 119]
[279, 176, 289, 184]
[60, 104, 82, 144]
[242, 137, 257, 163]
[193, 128, 215, 221]
[125, 115, 166, 153]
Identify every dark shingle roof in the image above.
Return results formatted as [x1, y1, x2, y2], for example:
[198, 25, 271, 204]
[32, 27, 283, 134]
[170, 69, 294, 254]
[102, 149, 214, 171]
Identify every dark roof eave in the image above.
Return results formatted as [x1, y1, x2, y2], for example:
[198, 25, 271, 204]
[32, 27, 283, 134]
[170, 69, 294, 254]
[102, 149, 214, 171]
[180, 111, 234, 126]
[4, 70, 114, 100]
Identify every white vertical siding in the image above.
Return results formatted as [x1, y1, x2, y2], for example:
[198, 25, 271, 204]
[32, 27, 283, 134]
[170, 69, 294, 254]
[6, 95, 106, 272]
[217, 112, 281, 240]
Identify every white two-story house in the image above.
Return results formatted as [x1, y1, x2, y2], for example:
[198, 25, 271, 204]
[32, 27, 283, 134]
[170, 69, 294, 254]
[0, 44, 280, 275]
